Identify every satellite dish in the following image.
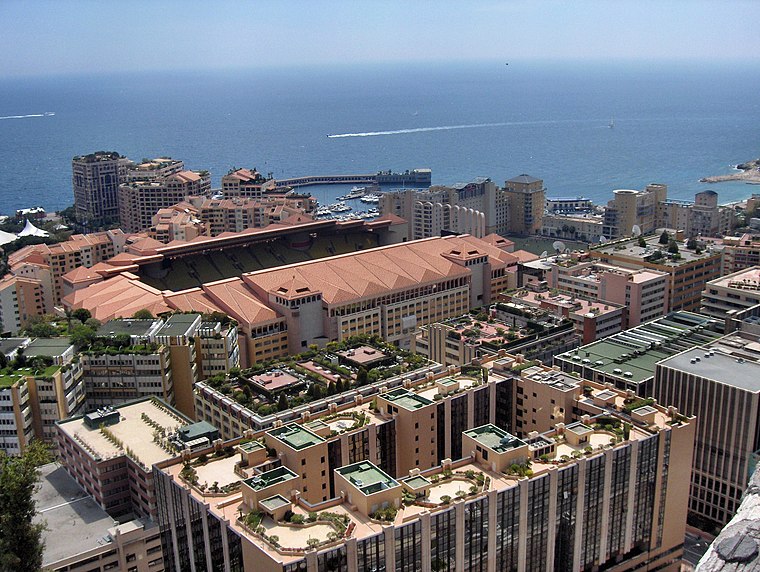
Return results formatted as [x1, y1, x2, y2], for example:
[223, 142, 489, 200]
[540, 250, 548, 258]
[599, 235, 608, 243]
[552, 240, 566, 253]
[632, 225, 642, 237]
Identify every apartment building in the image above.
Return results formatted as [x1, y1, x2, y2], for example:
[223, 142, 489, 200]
[118, 170, 211, 232]
[124, 157, 185, 182]
[8, 229, 126, 307]
[554, 311, 723, 393]
[413, 308, 578, 366]
[197, 319, 240, 379]
[589, 231, 722, 312]
[546, 260, 670, 327]
[504, 174, 546, 235]
[222, 168, 277, 198]
[379, 178, 501, 238]
[602, 184, 668, 239]
[541, 212, 605, 243]
[501, 286, 625, 344]
[83, 319, 173, 407]
[658, 190, 735, 238]
[195, 194, 317, 236]
[36, 463, 165, 572]
[72, 151, 132, 222]
[654, 329, 760, 528]
[0, 274, 45, 333]
[154, 358, 693, 572]
[546, 196, 594, 213]
[56, 398, 196, 519]
[719, 233, 760, 274]
[701, 266, 760, 323]
[0, 337, 85, 454]
[149, 204, 206, 243]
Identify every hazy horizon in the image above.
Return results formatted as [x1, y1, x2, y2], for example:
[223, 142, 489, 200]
[2, 1, 759, 79]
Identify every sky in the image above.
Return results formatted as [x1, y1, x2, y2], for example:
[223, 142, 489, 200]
[1, 0, 759, 77]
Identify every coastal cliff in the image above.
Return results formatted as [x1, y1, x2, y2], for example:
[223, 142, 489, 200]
[701, 158, 760, 184]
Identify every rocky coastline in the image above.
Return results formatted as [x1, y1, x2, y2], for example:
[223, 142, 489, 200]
[701, 158, 760, 184]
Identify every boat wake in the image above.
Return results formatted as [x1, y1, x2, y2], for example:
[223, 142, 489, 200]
[327, 119, 584, 138]
[0, 112, 55, 121]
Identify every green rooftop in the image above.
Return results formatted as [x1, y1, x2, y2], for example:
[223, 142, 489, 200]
[555, 312, 722, 383]
[267, 424, 325, 450]
[383, 388, 433, 411]
[97, 319, 158, 338]
[156, 314, 200, 337]
[24, 337, 73, 357]
[336, 461, 400, 496]
[244, 466, 298, 491]
[0, 373, 23, 388]
[464, 424, 527, 453]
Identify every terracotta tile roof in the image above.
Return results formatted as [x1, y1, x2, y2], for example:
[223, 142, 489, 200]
[481, 233, 515, 251]
[243, 235, 516, 306]
[512, 249, 540, 263]
[126, 236, 164, 255]
[372, 213, 407, 225]
[164, 288, 226, 315]
[61, 266, 105, 284]
[64, 274, 170, 322]
[202, 279, 280, 325]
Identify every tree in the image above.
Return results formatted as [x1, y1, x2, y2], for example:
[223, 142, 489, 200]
[71, 308, 92, 323]
[637, 236, 646, 248]
[0, 351, 6, 369]
[132, 309, 154, 319]
[686, 237, 697, 250]
[667, 240, 679, 254]
[0, 440, 51, 572]
[23, 316, 57, 338]
[277, 393, 289, 412]
[356, 367, 368, 386]
[69, 324, 97, 349]
[658, 230, 670, 245]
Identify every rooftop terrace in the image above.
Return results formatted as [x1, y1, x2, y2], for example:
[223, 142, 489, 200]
[335, 461, 399, 495]
[590, 233, 719, 266]
[267, 424, 325, 450]
[464, 424, 526, 453]
[382, 388, 433, 410]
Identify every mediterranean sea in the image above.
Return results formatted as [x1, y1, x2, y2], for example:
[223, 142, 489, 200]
[1, 60, 759, 214]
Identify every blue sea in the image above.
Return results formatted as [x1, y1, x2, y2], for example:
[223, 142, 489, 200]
[1, 61, 759, 215]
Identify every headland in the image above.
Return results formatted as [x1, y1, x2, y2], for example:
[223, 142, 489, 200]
[701, 158, 760, 184]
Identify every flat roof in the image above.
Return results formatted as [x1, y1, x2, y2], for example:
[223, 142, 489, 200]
[383, 388, 433, 410]
[267, 424, 325, 450]
[0, 338, 27, 355]
[97, 318, 158, 337]
[58, 398, 190, 466]
[335, 461, 399, 495]
[156, 313, 200, 336]
[244, 466, 298, 491]
[259, 494, 291, 512]
[566, 422, 593, 436]
[555, 312, 722, 383]
[659, 348, 760, 392]
[35, 463, 117, 566]
[337, 345, 390, 365]
[591, 233, 719, 266]
[24, 337, 73, 357]
[464, 424, 526, 453]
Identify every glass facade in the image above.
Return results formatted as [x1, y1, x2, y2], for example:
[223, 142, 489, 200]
[431, 508, 456, 572]
[496, 486, 520, 572]
[526, 475, 550, 572]
[464, 497, 489, 572]
[377, 420, 397, 477]
[450, 395, 467, 460]
[395, 520, 422, 572]
[473, 386, 490, 428]
[318, 545, 348, 572]
[633, 435, 658, 548]
[357, 533, 386, 572]
[607, 447, 632, 556]
[581, 455, 605, 569]
[495, 378, 513, 432]
[554, 465, 578, 572]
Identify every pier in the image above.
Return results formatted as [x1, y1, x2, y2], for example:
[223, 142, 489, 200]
[275, 169, 431, 189]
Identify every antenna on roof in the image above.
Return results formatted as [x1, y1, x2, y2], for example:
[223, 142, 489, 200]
[599, 235, 608, 243]
[540, 250, 548, 258]
[552, 240, 566, 254]
[632, 224, 642, 237]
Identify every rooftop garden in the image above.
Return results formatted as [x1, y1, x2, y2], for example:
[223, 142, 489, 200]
[0, 351, 58, 387]
[203, 334, 431, 416]
[239, 509, 351, 554]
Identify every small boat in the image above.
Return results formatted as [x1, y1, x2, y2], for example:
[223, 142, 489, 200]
[609, 118, 615, 129]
